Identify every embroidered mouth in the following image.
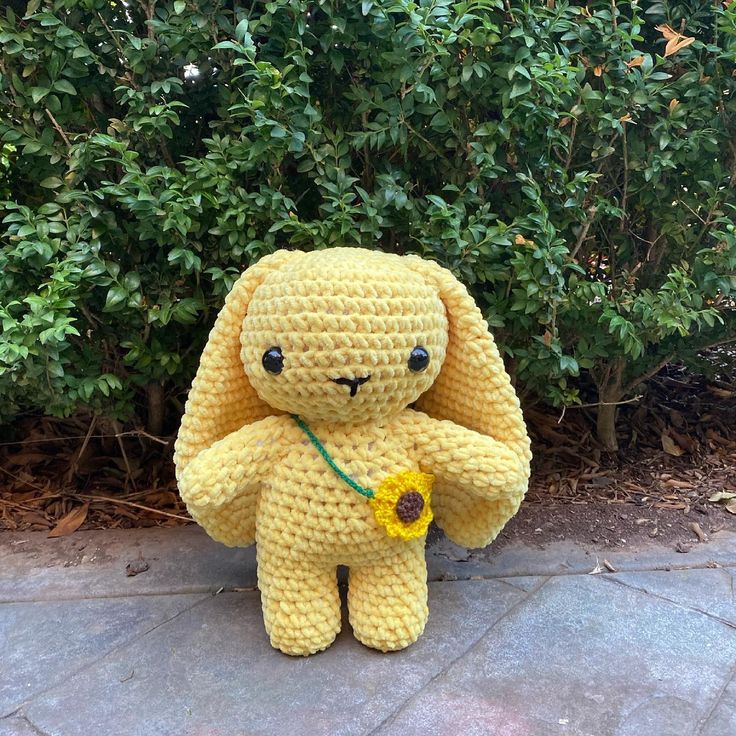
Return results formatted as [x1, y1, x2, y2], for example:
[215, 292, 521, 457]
[330, 375, 371, 397]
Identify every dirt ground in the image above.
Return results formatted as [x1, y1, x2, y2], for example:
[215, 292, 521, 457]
[515, 365, 736, 550]
[1, 365, 735, 548]
[497, 500, 736, 552]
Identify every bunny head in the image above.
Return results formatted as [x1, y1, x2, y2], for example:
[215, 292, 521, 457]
[239, 248, 448, 424]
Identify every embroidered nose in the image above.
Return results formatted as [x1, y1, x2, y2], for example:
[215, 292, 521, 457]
[331, 375, 371, 397]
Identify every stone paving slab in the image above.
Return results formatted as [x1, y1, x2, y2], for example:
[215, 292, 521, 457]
[2, 527, 736, 736]
[3, 526, 735, 604]
[0, 593, 205, 717]
[699, 673, 736, 736]
[373, 575, 736, 736]
[0, 717, 39, 736]
[430, 529, 736, 580]
[0, 527, 256, 602]
[20, 581, 529, 736]
[609, 567, 736, 625]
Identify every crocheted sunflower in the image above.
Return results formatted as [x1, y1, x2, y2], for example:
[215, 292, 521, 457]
[175, 247, 531, 656]
[370, 471, 434, 541]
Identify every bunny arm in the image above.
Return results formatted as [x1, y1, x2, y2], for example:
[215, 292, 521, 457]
[395, 411, 527, 499]
[177, 415, 288, 531]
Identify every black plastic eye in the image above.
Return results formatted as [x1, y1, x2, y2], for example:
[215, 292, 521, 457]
[408, 346, 430, 372]
[262, 347, 284, 374]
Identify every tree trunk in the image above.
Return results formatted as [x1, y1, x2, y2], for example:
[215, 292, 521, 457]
[596, 399, 620, 452]
[594, 358, 625, 452]
[146, 382, 165, 437]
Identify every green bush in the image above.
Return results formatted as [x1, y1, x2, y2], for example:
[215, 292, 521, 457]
[1, 0, 735, 448]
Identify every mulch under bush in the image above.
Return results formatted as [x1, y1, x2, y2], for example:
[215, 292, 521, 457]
[2, 366, 735, 546]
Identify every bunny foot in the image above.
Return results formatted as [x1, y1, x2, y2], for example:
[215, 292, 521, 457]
[259, 557, 341, 656]
[348, 549, 428, 651]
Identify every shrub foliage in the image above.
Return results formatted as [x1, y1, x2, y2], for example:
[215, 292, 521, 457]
[1, 0, 735, 447]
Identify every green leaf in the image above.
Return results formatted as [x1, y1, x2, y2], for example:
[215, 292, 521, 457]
[426, 194, 447, 208]
[104, 286, 127, 312]
[123, 272, 141, 291]
[174, 0, 186, 13]
[54, 79, 77, 95]
[37, 13, 61, 26]
[212, 41, 241, 51]
[234, 18, 251, 43]
[40, 177, 63, 188]
[559, 356, 579, 375]
[510, 79, 531, 99]
[30, 87, 50, 104]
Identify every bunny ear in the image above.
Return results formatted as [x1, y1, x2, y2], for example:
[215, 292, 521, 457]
[174, 250, 301, 478]
[403, 255, 532, 548]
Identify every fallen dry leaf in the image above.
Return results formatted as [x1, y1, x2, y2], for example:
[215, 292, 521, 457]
[708, 385, 736, 398]
[626, 55, 644, 69]
[661, 433, 685, 456]
[663, 478, 693, 489]
[688, 522, 708, 542]
[668, 98, 680, 113]
[726, 500, 736, 515]
[47, 503, 89, 538]
[708, 491, 736, 503]
[669, 428, 698, 453]
[654, 501, 689, 511]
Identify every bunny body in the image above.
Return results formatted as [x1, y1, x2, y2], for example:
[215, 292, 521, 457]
[175, 248, 531, 655]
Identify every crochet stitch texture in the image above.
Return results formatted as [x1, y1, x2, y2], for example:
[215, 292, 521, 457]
[174, 247, 531, 655]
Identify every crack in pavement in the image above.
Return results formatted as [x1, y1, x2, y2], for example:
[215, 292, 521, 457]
[18, 714, 52, 736]
[3, 555, 735, 605]
[600, 574, 736, 631]
[3, 594, 211, 720]
[0, 713, 51, 736]
[491, 576, 550, 594]
[365, 576, 552, 736]
[0, 586, 257, 605]
[694, 658, 736, 736]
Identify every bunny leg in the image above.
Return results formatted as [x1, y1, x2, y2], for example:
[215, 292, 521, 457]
[257, 550, 341, 656]
[348, 545, 428, 651]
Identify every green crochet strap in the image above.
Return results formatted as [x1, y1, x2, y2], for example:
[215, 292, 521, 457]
[292, 415, 375, 499]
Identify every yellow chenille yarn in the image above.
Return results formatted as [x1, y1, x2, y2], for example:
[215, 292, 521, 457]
[174, 247, 531, 656]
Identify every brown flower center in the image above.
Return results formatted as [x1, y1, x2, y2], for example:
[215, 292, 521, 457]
[395, 490, 425, 523]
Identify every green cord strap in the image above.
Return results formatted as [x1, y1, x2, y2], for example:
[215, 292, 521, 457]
[292, 415, 375, 499]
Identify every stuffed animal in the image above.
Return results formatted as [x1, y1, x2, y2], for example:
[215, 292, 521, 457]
[174, 247, 531, 656]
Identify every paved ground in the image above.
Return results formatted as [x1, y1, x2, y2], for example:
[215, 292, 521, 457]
[1, 524, 735, 736]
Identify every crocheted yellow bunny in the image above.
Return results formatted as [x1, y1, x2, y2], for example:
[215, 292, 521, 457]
[174, 248, 530, 656]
